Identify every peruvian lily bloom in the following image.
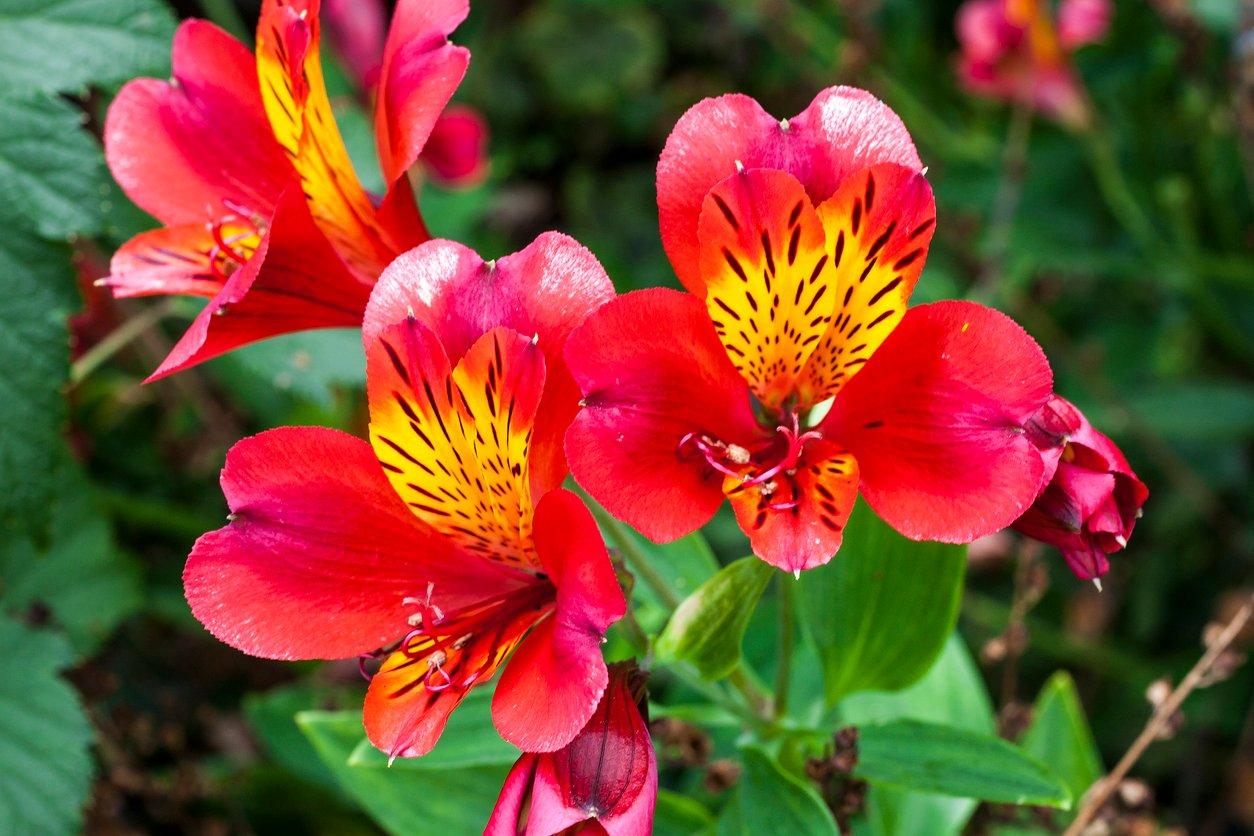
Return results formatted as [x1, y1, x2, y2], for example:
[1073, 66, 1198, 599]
[184, 235, 622, 758]
[324, 0, 488, 185]
[1014, 395, 1147, 584]
[104, 0, 473, 379]
[955, 0, 1112, 128]
[565, 87, 1062, 573]
[486, 662, 656, 836]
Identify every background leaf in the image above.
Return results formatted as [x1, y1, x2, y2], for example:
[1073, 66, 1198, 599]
[836, 634, 995, 836]
[798, 502, 966, 705]
[736, 745, 837, 836]
[655, 555, 773, 680]
[0, 0, 175, 96]
[856, 719, 1071, 808]
[0, 617, 94, 834]
[297, 710, 511, 836]
[1019, 672, 1104, 811]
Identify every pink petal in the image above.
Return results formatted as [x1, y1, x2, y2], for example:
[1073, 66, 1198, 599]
[657, 86, 922, 292]
[826, 301, 1055, 543]
[104, 20, 294, 227]
[364, 233, 614, 491]
[374, 0, 471, 185]
[484, 754, 541, 835]
[564, 288, 761, 542]
[421, 105, 489, 185]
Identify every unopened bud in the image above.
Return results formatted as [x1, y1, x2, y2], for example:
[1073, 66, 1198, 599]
[1145, 678, 1172, 708]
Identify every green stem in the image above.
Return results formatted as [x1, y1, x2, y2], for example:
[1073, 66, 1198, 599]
[773, 574, 795, 720]
[70, 300, 176, 385]
[975, 101, 1034, 299]
[1083, 129, 1157, 253]
[198, 0, 251, 43]
[728, 667, 773, 719]
[588, 501, 682, 610]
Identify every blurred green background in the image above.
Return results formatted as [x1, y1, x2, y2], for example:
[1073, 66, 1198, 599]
[2, 0, 1250, 832]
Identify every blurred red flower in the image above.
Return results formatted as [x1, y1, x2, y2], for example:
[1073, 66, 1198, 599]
[1016, 395, 1148, 583]
[324, 0, 488, 186]
[565, 87, 1064, 573]
[104, 0, 472, 379]
[183, 235, 623, 759]
[486, 662, 657, 836]
[955, 0, 1111, 127]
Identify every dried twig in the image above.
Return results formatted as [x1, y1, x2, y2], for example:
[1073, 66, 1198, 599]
[1065, 593, 1254, 835]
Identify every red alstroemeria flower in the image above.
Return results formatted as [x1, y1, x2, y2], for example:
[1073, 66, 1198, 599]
[565, 87, 1061, 573]
[104, 0, 473, 379]
[185, 236, 622, 758]
[955, 0, 1111, 128]
[1014, 395, 1147, 583]
[487, 662, 656, 836]
[324, 0, 488, 185]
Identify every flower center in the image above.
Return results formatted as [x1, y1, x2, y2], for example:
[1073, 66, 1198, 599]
[358, 579, 554, 694]
[678, 409, 822, 510]
[207, 200, 265, 280]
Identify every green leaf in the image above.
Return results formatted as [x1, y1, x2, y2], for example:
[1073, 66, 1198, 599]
[0, 457, 141, 657]
[0, 617, 94, 835]
[221, 328, 366, 408]
[347, 685, 518, 770]
[298, 710, 511, 836]
[655, 788, 716, 835]
[0, 93, 109, 538]
[1020, 672, 1104, 807]
[736, 745, 838, 836]
[244, 682, 362, 793]
[655, 556, 773, 680]
[0, 0, 175, 96]
[798, 501, 965, 705]
[856, 720, 1071, 808]
[836, 635, 995, 836]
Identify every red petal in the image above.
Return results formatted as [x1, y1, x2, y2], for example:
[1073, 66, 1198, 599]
[826, 301, 1054, 542]
[146, 188, 370, 381]
[658, 87, 922, 291]
[374, 0, 470, 185]
[365, 233, 614, 491]
[366, 319, 546, 568]
[725, 440, 860, 573]
[106, 224, 230, 299]
[183, 427, 521, 660]
[421, 105, 489, 185]
[564, 288, 760, 542]
[492, 490, 624, 753]
[104, 20, 294, 226]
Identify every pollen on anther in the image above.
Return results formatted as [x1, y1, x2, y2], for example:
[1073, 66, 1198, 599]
[779, 118, 791, 131]
[734, 159, 745, 173]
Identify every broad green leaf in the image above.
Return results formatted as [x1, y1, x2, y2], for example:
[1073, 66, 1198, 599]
[0, 94, 108, 537]
[856, 720, 1071, 808]
[244, 682, 361, 793]
[798, 501, 965, 705]
[736, 745, 838, 836]
[0, 457, 141, 657]
[0, 0, 175, 96]
[297, 710, 510, 836]
[0, 617, 94, 835]
[348, 685, 518, 769]
[655, 556, 773, 680]
[0, 94, 105, 238]
[655, 788, 716, 835]
[1020, 672, 1104, 807]
[836, 635, 995, 836]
